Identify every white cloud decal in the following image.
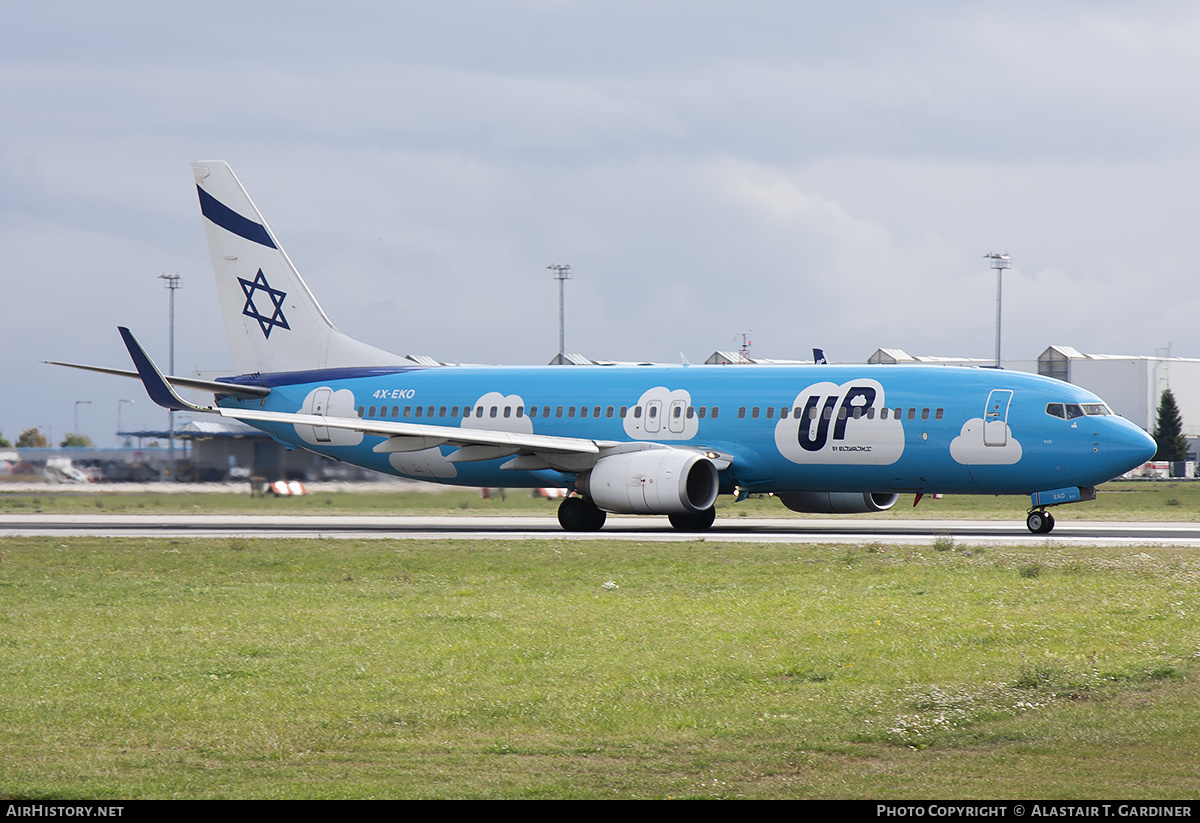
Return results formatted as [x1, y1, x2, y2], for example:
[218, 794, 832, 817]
[462, 392, 533, 433]
[774, 379, 904, 465]
[624, 387, 698, 440]
[949, 418, 1023, 465]
[388, 448, 457, 479]
[294, 387, 363, 446]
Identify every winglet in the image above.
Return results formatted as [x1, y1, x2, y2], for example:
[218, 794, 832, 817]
[118, 327, 204, 412]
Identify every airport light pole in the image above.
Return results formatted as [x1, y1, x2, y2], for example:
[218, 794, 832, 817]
[548, 264, 572, 363]
[985, 252, 1011, 368]
[159, 273, 181, 477]
[73, 400, 91, 440]
[117, 399, 135, 445]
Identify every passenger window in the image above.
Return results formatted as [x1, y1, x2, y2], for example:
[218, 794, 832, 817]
[556, 406, 564, 418]
[711, 407, 720, 419]
[357, 406, 365, 418]
[516, 406, 524, 418]
[490, 406, 498, 418]
[867, 407, 876, 419]
[673, 406, 682, 419]
[452, 406, 460, 417]
[593, 406, 601, 418]
[837, 407, 847, 420]
[907, 408, 916, 420]
[765, 407, 774, 419]
[698, 407, 707, 419]
[823, 407, 833, 421]
[580, 406, 589, 418]
[439, 406, 447, 417]
[935, 408, 944, 420]
[880, 408, 889, 420]
[427, 406, 434, 417]
[414, 406, 421, 417]
[503, 406, 511, 418]
[368, 406, 376, 418]
[476, 406, 484, 417]
[686, 406, 695, 419]
[648, 406, 657, 418]
[633, 407, 642, 419]
[738, 407, 746, 419]
[619, 406, 627, 418]
[568, 407, 576, 418]
[780, 407, 789, 419]
[921, 408, 929, 420]
[607, 406, 614, 418]
[543, 406, 551, 418]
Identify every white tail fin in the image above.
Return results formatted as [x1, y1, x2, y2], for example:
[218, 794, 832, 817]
[191, 161, 405, 374]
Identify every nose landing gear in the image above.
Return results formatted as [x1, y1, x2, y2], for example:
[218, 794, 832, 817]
[1026, 509, 1055, 534]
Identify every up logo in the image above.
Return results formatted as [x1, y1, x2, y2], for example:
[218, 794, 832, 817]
[774, 379, 905, 465]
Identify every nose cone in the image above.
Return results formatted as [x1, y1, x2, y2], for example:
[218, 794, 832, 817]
[1110, 419, 1158, 475]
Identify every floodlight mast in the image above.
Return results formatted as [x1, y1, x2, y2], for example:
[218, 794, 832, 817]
[159, 273, 181, 475]
[548, 264, 572, 363]
[985, 252, 1011, 368]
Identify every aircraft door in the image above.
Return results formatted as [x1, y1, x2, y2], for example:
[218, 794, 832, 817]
[308, 387, 333, 443]
[645, 400, 662, 433]
[667, 399, 687, 434]
[983, 389, 1013, 446]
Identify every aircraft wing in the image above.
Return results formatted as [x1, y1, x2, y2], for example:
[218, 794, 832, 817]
[43, 359, 271, 400]
[115, 327, 617, 467]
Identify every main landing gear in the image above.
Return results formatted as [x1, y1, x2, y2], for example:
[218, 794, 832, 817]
[556, 496, 718, 533]
[1026, 509, 1055, 534]
[667, 507, 717, 532]
[557, 496, 607, 532]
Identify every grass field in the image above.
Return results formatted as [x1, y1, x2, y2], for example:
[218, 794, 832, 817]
[2, 479, 1200, 523]
[2, 533, 1198, 798]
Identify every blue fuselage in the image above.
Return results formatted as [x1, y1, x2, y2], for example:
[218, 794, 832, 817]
[217, 363, 1156, 497]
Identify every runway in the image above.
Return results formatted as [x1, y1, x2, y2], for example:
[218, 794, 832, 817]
[3, 513, 1200, 546]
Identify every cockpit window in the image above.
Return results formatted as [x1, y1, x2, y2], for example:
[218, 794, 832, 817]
[1048, 401, 1113, 419]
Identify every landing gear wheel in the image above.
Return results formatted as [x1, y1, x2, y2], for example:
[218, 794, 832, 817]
[668, 506, 716, 532]
[558, 496, 607, 532]
[1026, 511, 1055, 534]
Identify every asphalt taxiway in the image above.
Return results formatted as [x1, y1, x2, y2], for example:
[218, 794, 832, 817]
[3, 514, 1200, 546]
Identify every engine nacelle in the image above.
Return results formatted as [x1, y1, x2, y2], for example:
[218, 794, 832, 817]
[778, 491, 900, 514]
[577, 449, 719, 515]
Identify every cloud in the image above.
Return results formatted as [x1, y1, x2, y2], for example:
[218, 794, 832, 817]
[623, 387, 698, 440]
[949, 418, 1023, 466]
[461, 392, 533, 433]
[774, 379, 904, 465]
[293, 387, 362, 446]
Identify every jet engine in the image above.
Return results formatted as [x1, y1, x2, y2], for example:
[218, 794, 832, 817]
[576, 449, 719, 515]
[777, 491, 900, 514]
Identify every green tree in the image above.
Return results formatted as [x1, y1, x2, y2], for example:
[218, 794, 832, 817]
[0, 432, 11, 448]
[59, 432, 95, 448]
[16, 428, 48, 448]
[1152, 388, 1189, 462]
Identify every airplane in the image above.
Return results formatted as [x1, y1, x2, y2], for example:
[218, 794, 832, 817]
[52, 161, 1157, 534]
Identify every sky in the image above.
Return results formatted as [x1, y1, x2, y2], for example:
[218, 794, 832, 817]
[3, 1, 1199, 447]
